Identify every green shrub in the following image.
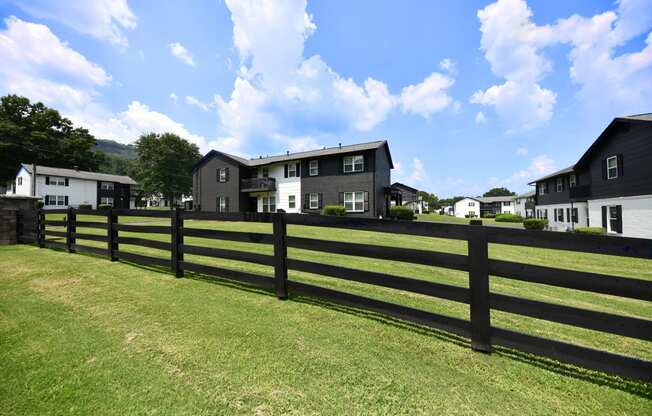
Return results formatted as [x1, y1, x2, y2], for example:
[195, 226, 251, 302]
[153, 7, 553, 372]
[78, 204, 92, 210]
[390, 206, 415, 221]
[523, 218, 548, 230]
[495, 213, 524, 223]
[37, 201, 44, 208]
[97, 204, 113, 210]
[574, 227, 606, 235]
[482, 213, 496, 219]
[322, 205, 346, 216]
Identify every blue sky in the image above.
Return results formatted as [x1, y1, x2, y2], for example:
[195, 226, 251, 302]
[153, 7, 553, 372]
[1, 0, 651, 197]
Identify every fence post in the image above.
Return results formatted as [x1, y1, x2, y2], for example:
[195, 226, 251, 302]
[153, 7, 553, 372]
[66, 206, 76, 253]
[468, 219, 491, 353]
[171, 207, 184, 277]
[37, 209, 45, 248]
[107, 208, 118, 261]
[273, 209, 288, 299]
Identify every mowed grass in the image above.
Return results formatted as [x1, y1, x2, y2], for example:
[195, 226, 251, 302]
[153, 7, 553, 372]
[1, 213, 650, 414]
[417, 213, 524, 228]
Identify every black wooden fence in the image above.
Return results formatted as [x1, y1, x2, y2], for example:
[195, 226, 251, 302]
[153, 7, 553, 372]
[32, 207, 652, 384]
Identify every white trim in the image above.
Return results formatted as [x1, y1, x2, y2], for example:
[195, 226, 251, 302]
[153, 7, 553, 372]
[287, 164, 297, 177]
[606, 155, 618, 179]
[309, 160, 318, 176]
[343, 155, 364, 173]
[344, 191, 364, 212]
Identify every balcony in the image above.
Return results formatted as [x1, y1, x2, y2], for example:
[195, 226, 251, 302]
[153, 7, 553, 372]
[569, 185, 591, 200]
[241, 177, 276, 193]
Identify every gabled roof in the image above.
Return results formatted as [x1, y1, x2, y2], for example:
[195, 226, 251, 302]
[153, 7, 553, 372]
[515, 190, 535, 198]
[391, 182, 418, 193]
[527, 165, 574, 185]
[192, 140, 393, 171]
[21, 164, 137, 185]
[476, 196, 515, 203]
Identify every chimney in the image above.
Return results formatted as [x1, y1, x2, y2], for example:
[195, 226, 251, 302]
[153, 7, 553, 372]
[74, 165, 79, 171]
[259, 155, 262, 159]
[339, 143, 342, 149]
[31, 163, 36, 197]
[286, 150, 290, 156]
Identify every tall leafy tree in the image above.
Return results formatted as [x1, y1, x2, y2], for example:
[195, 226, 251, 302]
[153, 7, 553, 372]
[135, 133, 201, 208]
[483, 187, 516, 197]
[0, 95, 102, 183]
[417, 191, 439, 209]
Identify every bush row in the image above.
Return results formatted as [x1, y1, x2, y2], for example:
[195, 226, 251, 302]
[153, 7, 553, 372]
[574, 227, 606, 235]
[523, 218, 548, 230]
[495, 213, 524, 223]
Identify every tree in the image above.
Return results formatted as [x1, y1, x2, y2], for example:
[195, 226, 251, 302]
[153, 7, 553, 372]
[134, 133, 201, 208]
[439, 196, 466, 207]
[483, 187, 516, 197]
[0, 95, 102, 183]
[417, 191, 439, 209]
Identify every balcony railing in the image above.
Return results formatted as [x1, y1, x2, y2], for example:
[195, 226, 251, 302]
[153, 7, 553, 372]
[569, 185, 591, 200]
[241, 177, 276, 192]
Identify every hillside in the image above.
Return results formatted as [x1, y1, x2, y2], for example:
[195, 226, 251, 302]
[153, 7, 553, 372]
[93, 139, 137, 159]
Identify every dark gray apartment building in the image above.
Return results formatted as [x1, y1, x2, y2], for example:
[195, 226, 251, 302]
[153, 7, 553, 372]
[192, 141, 394, 218]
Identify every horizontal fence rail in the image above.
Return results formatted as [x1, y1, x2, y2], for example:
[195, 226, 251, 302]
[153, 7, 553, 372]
[29, 207, 652, 384]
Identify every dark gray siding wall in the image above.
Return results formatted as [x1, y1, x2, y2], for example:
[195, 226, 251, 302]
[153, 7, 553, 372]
[301, 150, 379, 217]
[194, 154, 247, 212]
[585, 122, 652, 199]
[374, 147, 391, 217]
[535, 174, 573, 205]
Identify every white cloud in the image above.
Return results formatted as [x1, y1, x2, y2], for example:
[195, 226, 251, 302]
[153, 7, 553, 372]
[168, 42, 195, 67]
[215, 0, 458, 153]
[399, 72, 455, 117]
[439, 58, 456, 74]
[475, 111, 487, 124]
[169, 92, 178, 103]
[498, 154, 557, 187]
[185, 95, 210, 111]
[409, 158, 427, 183]
[473, 0, 652, 129]
[12, 0, 136, 47]
[516, 147, 528, 156]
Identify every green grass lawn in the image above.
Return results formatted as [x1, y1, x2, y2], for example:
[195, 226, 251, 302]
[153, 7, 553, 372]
[1, 213, 650, 414]
[417, 213, 524, 228]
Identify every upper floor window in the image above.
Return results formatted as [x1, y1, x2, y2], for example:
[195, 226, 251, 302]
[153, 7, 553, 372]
[101, 182, 114, 191]
[468, 201, 475, 207]
[46, 176, 66, 186]
[503, 201, 511, 206]
[309, 160, 319, 176]
[607, 156, 618, 179]
[288, 163, 297, 177]
[539, 182, 547, 195]
[218, 168, 228, 182]
[569, 174, 576, 188]
[556, 177, 563, 192]
[17, 177, 22, 186]
[343, 155, 363, 173]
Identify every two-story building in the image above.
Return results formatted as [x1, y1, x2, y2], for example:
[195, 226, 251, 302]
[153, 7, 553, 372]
[7, 164, 138, 209]
[513, 190, 535, 218]
[192, 141, 394, 218]
[530, 114, 652, 238]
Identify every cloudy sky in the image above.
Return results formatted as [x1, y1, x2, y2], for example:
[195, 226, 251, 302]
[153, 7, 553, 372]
[1, 0, 651, 196]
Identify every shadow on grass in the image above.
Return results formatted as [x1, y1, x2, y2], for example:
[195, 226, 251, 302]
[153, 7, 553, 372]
[32, 245, 652, 398]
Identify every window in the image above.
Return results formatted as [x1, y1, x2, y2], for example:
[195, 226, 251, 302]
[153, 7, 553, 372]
[468, 201, 475, 207]
[262, 196, 276, 213]
[100, 197, 114, 206]
[556, 177, 563, 192]
[17, 177, 22, 186]
[289, 195, 296, 209]
[217, 196, 227, 213]
[309, 160, 319, 176]
[503, 201, 511, 206]
[554, 208, 564, 222]
[539, 182, 547, 195]
[516, 199, 521, 205]
[343, 155, 364, 173]
[46, 176, 66, 186]
[344, 191, 364, 212]
[569, 174, 576, 188]
[262, 167, 269, 178]
[607, 156, 618, 179]
[309, 193, 319, 209]
[469, 211, 476, 217]
[218, 168, 227, 182]
[101, 182, 114, 191]
[288, 164, 297, 177]
[572, 208, 578, 223]
[543, 209, 548, 220]
[45, 195, 58, 206]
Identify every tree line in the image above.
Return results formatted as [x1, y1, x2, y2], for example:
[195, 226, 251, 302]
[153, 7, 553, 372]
[0, 95, 200, 208]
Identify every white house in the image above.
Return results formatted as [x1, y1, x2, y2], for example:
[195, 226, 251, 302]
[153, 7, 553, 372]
[250, 162, 302, 213]
[453, 197, 480, 218]
[7, 164, 138, 209]
[513, 191, 535, 218]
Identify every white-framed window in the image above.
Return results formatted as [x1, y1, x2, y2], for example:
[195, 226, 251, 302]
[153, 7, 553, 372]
[469, 211, 476, 217]
[343, 155, 364, 173]
[572, 208, 578, 223]
[289, 195, 296, 209]
[17, 177, 22, 186]
[100, 197, 114, 206]
[218, 168, 227, 182]
[539, 182, 547, 195]
[543, 209, 548, 219]
[47, 176, 66, 186]
[45, 195, 63, 206]
[569, 174, 576, 188]
[468, 201, 475, 207]
[607, 156, 618, 179]
[556, 177, 563, 192]
[503, 201, 511, 206]
[309, 193, 319, 209]
[344, 191, 364, 212]
[101, 182, 114, 191]
[288, 164, 297, 177]
[217, 196, 227, 213]
[262, 196, 276, 213]
[309, 160, 319, 176]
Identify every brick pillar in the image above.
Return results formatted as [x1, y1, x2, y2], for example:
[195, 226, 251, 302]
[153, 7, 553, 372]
[0, 209, 18, 245]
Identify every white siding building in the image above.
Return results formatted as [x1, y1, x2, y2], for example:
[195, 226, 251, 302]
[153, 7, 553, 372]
[587, 195, 652, 239]
[453, 198, 480, 218]
[252, 162, 301, 214]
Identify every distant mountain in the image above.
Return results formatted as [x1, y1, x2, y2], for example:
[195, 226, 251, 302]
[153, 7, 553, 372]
[94, 139, 137, 159]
